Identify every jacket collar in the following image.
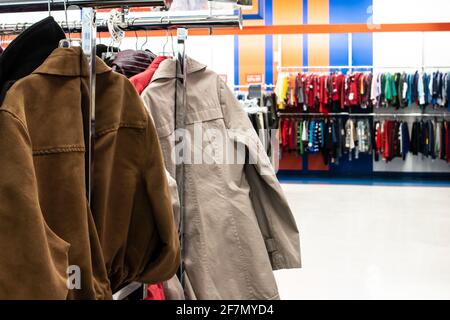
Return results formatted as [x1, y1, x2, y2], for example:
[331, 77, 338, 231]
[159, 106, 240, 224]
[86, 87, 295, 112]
[32, 46, 111, 77]
[151, 56, 207, 82]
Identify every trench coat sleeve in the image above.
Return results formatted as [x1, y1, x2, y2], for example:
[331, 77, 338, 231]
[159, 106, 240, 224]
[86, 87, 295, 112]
[0, 110, 70, 299]
[138, 113, 181, 283]
[218, 79, 302, 271]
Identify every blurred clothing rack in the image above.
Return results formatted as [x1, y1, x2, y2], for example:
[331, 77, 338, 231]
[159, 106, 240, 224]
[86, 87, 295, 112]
[278, 112, 450, 117]
[277, 65, 450, 71]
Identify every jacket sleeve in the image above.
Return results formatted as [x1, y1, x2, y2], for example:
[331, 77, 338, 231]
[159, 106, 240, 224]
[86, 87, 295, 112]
[139, 113, 181, 283]
[0, 109, 70, 299]
[218, 78, 301, 271]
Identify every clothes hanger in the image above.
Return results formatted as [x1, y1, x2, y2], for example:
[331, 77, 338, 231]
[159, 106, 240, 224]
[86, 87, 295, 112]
[140, 29, 148, 51]
[58, 0, 81, 48]
[159, 29, 175, 57]
[134, 29, 139, 51]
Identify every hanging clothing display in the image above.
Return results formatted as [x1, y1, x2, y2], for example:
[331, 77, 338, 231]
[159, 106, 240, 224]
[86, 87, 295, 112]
[275, 71, 450, 111]
[374, 118, 450, 163]
[130, 55, 169, 94]
[142, 57, 301, 300]
[275, 72, 290, 110]
[110, 49, 156, 79]
[0, 18, 180, 299]
[278, 116, 372, 163]
[130, 53, 183, 301]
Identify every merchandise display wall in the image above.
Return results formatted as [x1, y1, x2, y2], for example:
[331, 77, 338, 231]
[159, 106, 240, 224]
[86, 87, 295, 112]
[1, 3, 448, 178]
[1, 0, 449, 304]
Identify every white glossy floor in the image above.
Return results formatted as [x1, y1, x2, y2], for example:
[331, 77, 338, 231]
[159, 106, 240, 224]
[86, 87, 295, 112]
[275, 183, 450, 300]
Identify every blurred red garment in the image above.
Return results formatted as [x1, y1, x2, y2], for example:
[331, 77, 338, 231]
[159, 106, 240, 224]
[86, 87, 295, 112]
[145, 284, 166, 300]
[130, 56, 168, 95]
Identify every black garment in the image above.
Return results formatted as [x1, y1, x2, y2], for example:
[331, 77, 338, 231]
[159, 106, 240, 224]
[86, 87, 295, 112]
[412, 71, 419, 104]
[374, 121, 380, 162]
[432, 72, 439, 102]
[400, 122, 410, 160]
[0, 17, 65, 104]
[447, 73, 450, 109]
[322, 120, 333, 165]
[391, 73, 400, 108]
[441, 120, 447, 160]
[410, 120, 421, 155]
[264, 92, 278, 129]
[427, 120, 436, 159]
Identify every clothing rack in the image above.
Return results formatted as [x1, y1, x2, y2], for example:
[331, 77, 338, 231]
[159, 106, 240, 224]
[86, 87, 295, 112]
[278, 112, 450, 117]
[277, 65, 450, 71]
[1, 0, 242, 301]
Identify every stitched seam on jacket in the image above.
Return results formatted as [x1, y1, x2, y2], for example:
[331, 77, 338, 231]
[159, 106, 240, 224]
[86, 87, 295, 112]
[0, 109, 29, 134]
[96, 122, 146, 137]
[33, 145, 85, 155]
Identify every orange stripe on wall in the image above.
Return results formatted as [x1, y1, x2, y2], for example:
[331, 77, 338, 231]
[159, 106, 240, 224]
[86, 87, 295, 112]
[238, 35, 265, 85]
[273, 0, 303, 84]
[307, 0, 329, 171]
[274, 0, 302, 25]
[308, 0, 330, 67]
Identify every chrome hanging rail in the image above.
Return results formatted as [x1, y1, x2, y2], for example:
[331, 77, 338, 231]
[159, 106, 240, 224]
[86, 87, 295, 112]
[0, 12, 243, 34]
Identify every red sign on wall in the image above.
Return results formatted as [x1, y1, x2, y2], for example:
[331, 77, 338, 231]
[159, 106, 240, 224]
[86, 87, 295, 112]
[246, 74, 263, 84]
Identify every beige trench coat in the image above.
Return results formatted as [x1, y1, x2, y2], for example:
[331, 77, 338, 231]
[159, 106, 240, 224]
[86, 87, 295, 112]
[142, 57, 301, 300]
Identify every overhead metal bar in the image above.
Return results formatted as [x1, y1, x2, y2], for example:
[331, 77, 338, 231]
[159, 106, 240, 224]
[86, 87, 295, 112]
[116, 12, 243, 30]
[0, 0, 165, 13]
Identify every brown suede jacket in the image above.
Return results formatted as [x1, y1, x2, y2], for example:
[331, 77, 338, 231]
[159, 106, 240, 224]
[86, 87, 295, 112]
[0, 47, 180, 299]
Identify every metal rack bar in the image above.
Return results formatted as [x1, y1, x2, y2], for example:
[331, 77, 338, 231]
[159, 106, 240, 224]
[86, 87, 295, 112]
[234, 84, 275, 88]
[0, 12, 243, 34]
[0, 0, 165, 12]
[175, 27, 187, 287]
[81, 7, 96, 204]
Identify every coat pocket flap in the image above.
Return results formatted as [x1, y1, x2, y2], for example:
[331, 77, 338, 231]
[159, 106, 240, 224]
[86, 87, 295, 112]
[184, 108, 224, 125]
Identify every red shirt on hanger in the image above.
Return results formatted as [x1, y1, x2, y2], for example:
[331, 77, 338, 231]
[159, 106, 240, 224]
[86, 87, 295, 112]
[130, 56, 169, 94]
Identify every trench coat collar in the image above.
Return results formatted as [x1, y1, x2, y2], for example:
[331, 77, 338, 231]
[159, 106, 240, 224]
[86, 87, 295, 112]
[32, 46, 111, 77]
[151, 56, 207, 82]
